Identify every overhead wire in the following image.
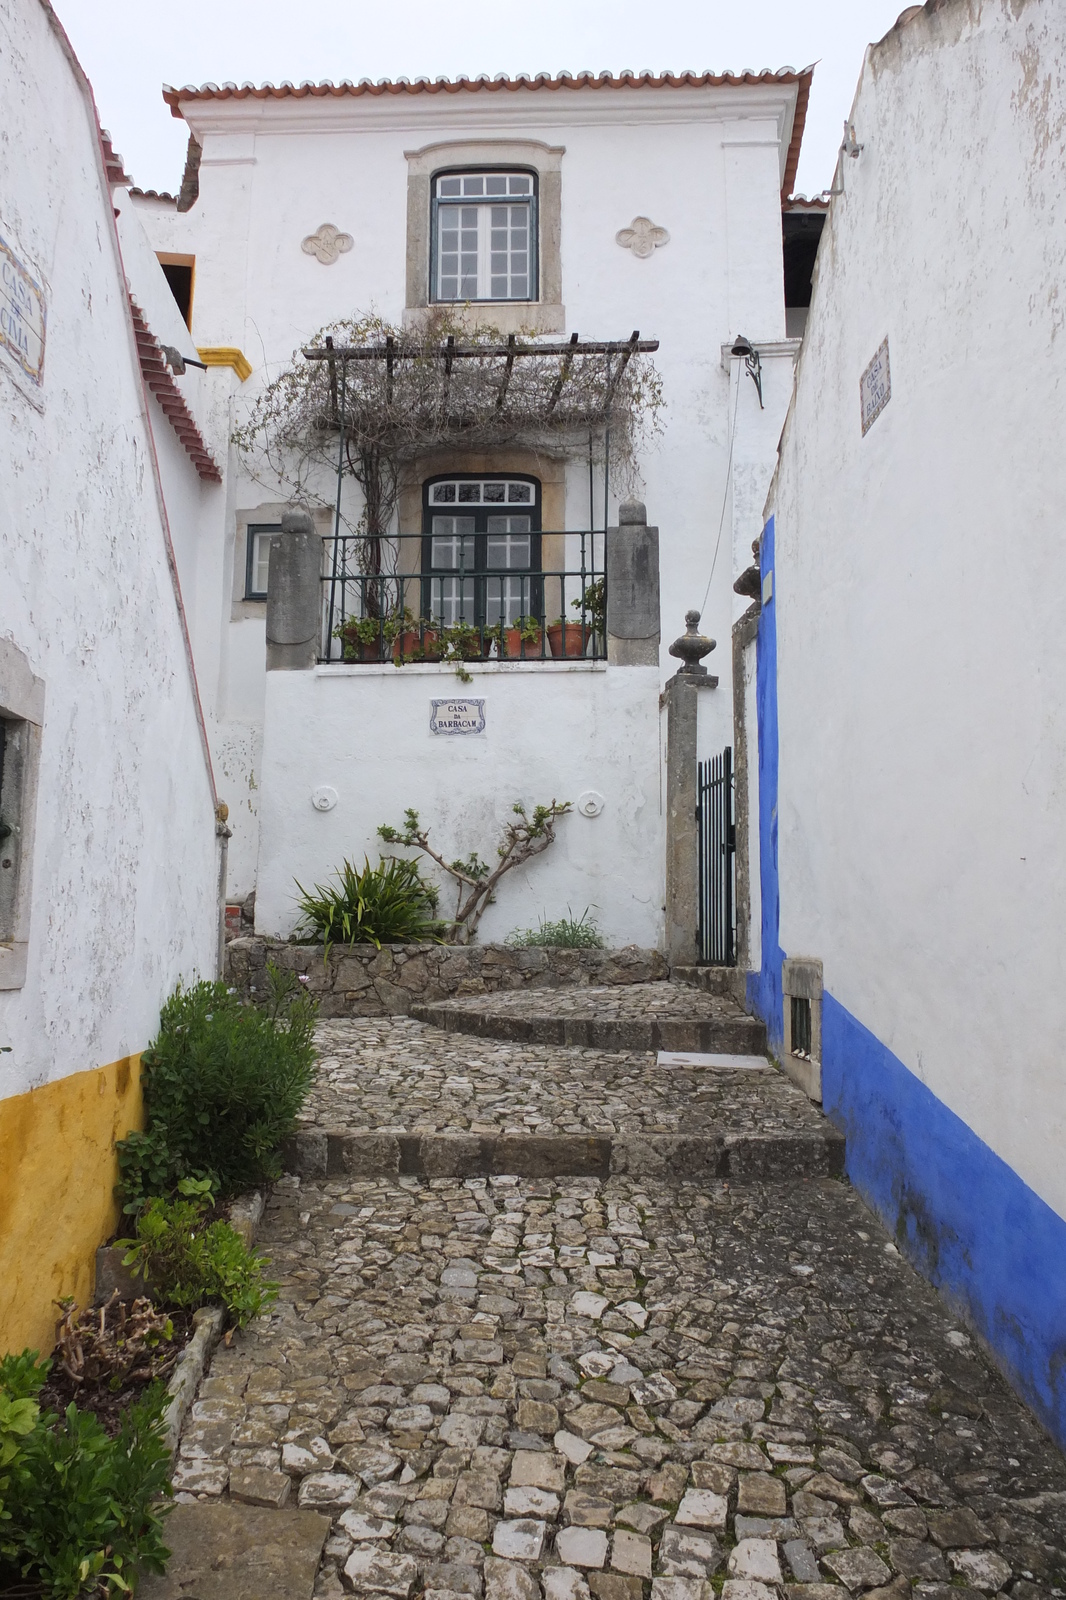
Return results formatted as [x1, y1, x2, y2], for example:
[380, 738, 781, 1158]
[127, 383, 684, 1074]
[699, 362, 743, 619]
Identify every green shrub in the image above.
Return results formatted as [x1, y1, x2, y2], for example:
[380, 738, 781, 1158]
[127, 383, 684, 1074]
[294, 854, 444, 953]
[0, 1353, 170, 1598]
[119, 1181, 277, 1330]
[507, 909, 607, 949]
[116, 963, 316, 1210]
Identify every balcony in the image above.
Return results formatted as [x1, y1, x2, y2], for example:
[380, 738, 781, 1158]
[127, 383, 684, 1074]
[320, 530, 606, 665]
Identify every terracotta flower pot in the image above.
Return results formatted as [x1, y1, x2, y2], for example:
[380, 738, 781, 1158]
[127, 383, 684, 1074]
[502, 626, 543, 659]
[393, 629, 441, 663]
[337, 632, 388, 662]
[547, 622, 591, 659]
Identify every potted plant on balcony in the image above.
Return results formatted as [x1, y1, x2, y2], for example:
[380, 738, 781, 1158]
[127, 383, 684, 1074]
[441, 621, 491, 663]
[499, 615, 544, 659]
[548, 578, 606, 658]
[333, 613, 394, 662]
[393, 611, 441, 663]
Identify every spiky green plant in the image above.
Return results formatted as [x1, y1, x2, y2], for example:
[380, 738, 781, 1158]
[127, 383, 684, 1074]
[294, 855, 444, 954]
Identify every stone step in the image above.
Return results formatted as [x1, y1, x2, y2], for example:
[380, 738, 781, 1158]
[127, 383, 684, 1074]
[408, 1000, 767, 1055]
[670, 963, 747, 1003]
[283, 1125, 845, 1184]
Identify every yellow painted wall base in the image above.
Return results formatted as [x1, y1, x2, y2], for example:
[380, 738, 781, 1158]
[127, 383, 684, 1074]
[0, 1056, 143, 1357]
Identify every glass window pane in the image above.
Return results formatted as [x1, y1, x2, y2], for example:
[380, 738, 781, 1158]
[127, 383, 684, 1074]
[432, 575, 476, 626]
[438, 177, 461, 196]
[457, 483, 480, 502]
[483, 482, 505, 502]
[462, 176, 484, 195]
[252, 530, 278, 595]
[509, 174, 532, 194]
[507, 483, 532, 502]
[430, 483, 456, 503]
[485, 175, 507, 194]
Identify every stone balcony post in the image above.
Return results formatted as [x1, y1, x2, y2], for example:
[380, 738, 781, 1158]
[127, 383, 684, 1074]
[606, 500, 660, 666]
[265, 509, 322, 671]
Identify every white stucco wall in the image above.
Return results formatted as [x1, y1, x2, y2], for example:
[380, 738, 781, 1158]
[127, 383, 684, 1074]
[256, 663, 663, 948]
[132, 80, 802, 897]
[767, 0, 1066, 1216]
[0, 0, 218, 1091]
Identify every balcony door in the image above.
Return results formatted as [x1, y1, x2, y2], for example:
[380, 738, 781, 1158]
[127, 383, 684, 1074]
[423, 475, 541, 629]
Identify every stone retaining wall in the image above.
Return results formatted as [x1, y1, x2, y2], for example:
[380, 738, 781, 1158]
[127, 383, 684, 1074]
[224, 937, 668, 1018]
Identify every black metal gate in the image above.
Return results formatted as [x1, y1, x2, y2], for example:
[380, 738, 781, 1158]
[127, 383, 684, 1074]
[697, 745, 736, 965]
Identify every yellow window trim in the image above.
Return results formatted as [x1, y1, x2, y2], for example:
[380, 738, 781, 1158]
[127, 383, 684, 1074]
[197, 346, 252, 382]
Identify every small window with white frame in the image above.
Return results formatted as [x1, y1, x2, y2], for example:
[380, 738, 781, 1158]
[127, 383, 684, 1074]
[245, 523, 281, 601]
[432, 171, 537, 303]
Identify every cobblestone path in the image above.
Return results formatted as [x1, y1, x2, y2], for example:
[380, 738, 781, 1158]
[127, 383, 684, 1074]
[303, 1018, 819, 1139]
[173, 1020, 1066, 1600]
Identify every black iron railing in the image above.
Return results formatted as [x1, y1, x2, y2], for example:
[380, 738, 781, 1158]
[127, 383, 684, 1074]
[697, 746, 736, 965]
[319, 531, 606, 664]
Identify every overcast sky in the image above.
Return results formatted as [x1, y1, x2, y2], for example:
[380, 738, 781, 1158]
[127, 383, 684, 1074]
[56, 0, 907, 199]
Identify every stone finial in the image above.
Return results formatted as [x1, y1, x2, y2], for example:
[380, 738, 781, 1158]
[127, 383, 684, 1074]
[618, 500, 647, 525]
[281, 507, 316, 537]
[301, 223, 354, 265]
[668, 610, 717, 675]
[616, 217, 670, 258]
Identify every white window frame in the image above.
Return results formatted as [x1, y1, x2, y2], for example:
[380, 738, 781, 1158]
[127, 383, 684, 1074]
[0, 638, 44, 992]
[432, 171, 537, 304]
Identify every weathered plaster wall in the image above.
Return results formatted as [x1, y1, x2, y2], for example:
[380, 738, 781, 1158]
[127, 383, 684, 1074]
[0, 0, 218, 1349]
[133, 81, 801, 892]
[256, 663, 663, 948]
[756, 0, 1066, 1444]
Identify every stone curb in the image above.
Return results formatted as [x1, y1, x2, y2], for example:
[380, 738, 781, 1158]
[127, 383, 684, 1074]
[162, 1188, 265, 1456]
[408, 1001, 768, 1054]
[163, 1304, 224, 1457]
[282, 1127, 845, 1183]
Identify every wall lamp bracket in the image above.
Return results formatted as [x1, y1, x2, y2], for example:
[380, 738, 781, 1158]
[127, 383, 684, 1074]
[730, 335, 764, 409]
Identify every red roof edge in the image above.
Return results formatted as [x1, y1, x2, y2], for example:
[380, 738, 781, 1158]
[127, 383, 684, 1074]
[163, 66, 812, 116]
[99, 127, 133, 187]
[781, 67, 815, 201]
[128, 298, 222, 483]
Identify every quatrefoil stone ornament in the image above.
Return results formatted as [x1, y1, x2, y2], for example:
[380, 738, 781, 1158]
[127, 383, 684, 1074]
[615, 216, 670, 259]
[301, 223, 354, 265]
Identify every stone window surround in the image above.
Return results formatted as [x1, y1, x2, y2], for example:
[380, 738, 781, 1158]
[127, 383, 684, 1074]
[231, 504, 332, 619]
[782, 955, 823, 1103]
[0, 637, 44, 991]
[404, 139, 565, 335]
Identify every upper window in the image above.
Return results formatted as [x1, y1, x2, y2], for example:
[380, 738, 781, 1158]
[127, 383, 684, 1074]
[432, 171, 537, 304]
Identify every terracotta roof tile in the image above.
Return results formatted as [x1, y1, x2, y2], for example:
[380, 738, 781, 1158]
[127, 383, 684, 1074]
[128, 298, 221, 483]
[163, 67, 814, 198]
[99, 127, 132, 187]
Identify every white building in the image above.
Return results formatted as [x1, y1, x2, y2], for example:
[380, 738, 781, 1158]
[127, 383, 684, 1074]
[0, 0, 220, 1353]
[130, 67, 816, 945]
[746, 0, 1066, 1450]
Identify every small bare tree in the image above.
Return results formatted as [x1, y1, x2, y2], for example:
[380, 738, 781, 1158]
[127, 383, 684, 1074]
[378, 801, 571, 944]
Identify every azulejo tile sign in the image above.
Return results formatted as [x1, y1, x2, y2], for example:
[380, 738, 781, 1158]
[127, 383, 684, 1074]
[0, 235, 46, 386]
[430, 698, 486, 735]
[860, 336, 891, 435]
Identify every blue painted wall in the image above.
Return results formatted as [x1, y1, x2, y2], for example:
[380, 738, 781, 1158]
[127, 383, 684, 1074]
[747, 515, 785, 1051]
[747, 516, 1066, 1451]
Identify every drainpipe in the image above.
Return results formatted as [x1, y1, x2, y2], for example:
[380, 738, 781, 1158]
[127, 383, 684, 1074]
[215, 802, 232, 978]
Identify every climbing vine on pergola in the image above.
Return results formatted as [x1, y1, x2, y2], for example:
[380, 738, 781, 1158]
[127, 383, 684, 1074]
[232, 308, 663, 572]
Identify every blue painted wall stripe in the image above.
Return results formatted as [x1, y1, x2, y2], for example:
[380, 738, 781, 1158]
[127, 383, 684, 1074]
[748, 514, 1066, 1451]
